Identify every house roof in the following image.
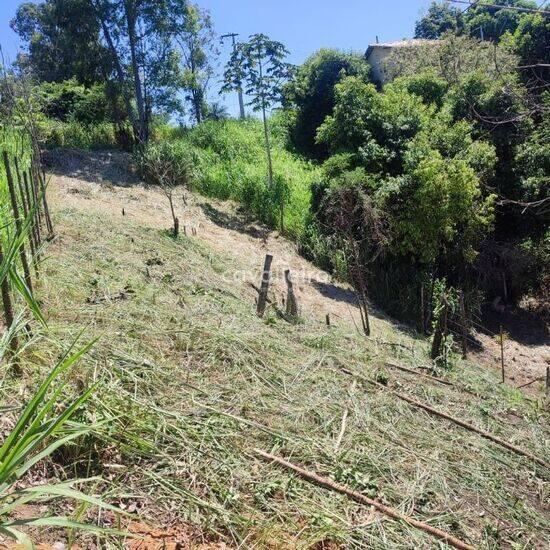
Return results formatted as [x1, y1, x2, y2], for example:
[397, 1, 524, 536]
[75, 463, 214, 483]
[365, 39, 437, 59]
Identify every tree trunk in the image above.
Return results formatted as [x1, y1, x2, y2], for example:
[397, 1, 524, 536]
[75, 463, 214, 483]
[93, 1, 140, 141]
[124, 0, 147, 144]
[262, 106, 274, 187]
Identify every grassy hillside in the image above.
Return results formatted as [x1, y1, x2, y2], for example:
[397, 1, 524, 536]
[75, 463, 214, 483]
[6, 152, 548, 548]
[153, 118, 319, 240]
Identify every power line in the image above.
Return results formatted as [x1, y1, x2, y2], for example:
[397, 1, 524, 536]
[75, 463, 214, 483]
[449, 0, 550, 15]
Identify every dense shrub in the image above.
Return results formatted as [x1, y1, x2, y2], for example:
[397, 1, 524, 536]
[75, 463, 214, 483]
[283, 49, 370, 159]
[39, 120, 119, 149]
[36, 79, 110, 123]
[137, 140, 198, 189]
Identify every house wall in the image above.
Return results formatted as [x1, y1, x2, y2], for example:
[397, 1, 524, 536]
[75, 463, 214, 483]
[366, 47, 393, 85]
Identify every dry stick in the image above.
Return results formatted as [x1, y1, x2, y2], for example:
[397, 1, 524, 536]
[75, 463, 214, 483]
[516, 376, 544, 390]
[3, 152, 33, 294]
[34, 156, 53, 237]
[256, 254, 273, 317]
[341, 368, 549, 469]
[334, 379, 356, 452]
[26, 169, 41, 248]
[0, 242, 19, 372]
[254, 448, 475, 550]
[29, 167, 43, 231]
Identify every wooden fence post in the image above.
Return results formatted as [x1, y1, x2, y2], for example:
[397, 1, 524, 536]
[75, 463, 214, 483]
[14, 159, 37, 266]
[256, 254, 273, 317]
[3, 152, 33, 293]
[284, 269, 298, 318]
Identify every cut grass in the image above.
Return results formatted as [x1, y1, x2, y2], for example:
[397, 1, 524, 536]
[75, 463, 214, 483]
[7, 198, 549, 548]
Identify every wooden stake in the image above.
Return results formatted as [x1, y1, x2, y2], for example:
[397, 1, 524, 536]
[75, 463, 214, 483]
[284, 269, 298, 318]
[254, 449, 475, 550]
[500, 325, 505, 384]
[3, 152, 33, 293]
[14, 159, 36, 266]
[256, 254, 273, 317]
[546, 366, 549, 398]
[325, 313, 331, 327]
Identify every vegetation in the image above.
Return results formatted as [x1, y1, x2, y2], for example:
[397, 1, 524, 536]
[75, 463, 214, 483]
[0, 0, 549, 545]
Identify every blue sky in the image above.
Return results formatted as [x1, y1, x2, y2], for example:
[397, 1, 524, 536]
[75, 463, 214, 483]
[0, 0, 434, 117]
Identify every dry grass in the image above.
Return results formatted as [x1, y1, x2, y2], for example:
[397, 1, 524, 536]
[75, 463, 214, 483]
[2, 162, 549, 548]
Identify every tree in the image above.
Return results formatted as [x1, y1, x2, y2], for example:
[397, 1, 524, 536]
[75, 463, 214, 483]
[414, 2, 463, 39]
[222, 33, 293, 187]
[414, 0, 539, 42]
[172, 3, 217, 124]
[464, 0, 538, 41]
[90, 0, 185, 144]
[283, 49, 370, 159]
[10, 0, 109, 85]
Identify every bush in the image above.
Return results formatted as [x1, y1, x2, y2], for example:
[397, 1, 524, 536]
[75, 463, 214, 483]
[138, 140, 198, 189]
[39, 120, 119, 150]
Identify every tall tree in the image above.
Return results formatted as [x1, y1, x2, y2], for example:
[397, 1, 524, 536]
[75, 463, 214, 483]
[414, 1, 464, 39]
[90, 0, 185, 144]
[171, 3, 217, 124]
[222, 33, 293, 187]
[283, 49, 370, 159]
[10, 0, 109, 85]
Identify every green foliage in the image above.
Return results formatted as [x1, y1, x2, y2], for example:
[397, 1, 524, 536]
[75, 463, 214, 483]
[39, 120, 119, 150]
[138, 140, 198, 189]
[388, 154, 494, 264]
[11, 0, 108, 85]
[414, 1, 538, 42]
[171, 2, 217, 124]
[283, 49, 370, 158]
[221, 33, 293, 115]
[415, 2, 464, 39]
[156, 119, 318, 238]
[36, 79, 110, 124]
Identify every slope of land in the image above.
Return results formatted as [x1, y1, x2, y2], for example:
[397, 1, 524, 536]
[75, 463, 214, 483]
[3, 150, 548, 548]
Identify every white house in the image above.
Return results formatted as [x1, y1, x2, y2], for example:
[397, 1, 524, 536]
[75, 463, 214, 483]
[365, 40, 437, 84]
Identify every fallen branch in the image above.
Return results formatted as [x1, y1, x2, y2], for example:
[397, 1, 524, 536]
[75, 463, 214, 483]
[254, 448, 475, 550]
[341, 368, 549, 470]
[516, 376, 544, 390]
[384, 362, 453, 387]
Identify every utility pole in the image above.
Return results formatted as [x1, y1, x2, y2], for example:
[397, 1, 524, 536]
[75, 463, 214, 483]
[221, 32, 245, 119]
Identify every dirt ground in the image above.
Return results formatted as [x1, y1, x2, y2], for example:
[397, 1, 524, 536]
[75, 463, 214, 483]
[44, 149, 549, 396]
